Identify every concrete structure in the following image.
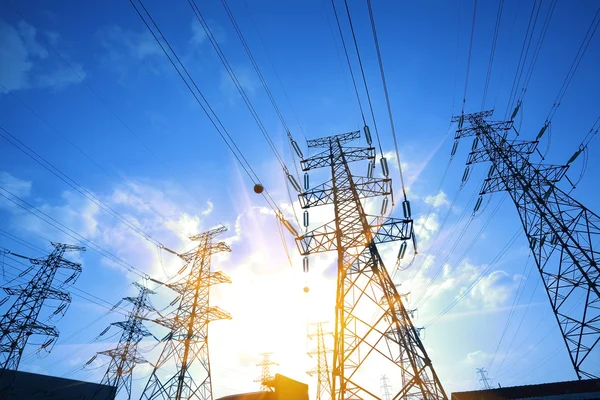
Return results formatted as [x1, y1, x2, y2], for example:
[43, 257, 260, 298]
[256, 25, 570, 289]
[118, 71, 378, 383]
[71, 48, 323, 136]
[217, 374, 308, 400]
[0, 370, 116, 399]
[452, 378, 600, 400]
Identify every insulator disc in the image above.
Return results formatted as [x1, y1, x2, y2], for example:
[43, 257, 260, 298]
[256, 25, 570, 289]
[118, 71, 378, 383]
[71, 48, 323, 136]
[402, 200, 411, 219]
[397, 241, 408, 260]
[291, 140, 304, 159]
[381, 197, 389, 215]
[288, 174, 302, 193]
[364, 125, 372, 145]
[451, 141, 459, 156]
[381, 157, 389, 177]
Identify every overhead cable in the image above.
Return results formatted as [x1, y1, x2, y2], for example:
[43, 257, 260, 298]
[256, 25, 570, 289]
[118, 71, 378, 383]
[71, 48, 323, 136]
[365, 0, 408, 200]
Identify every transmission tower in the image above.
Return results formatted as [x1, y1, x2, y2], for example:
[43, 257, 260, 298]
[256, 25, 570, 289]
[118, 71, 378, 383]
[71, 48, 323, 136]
[296, 130, 447, 399]
[307, 322, 332, 400]
[453, 110, 600, 379]
[255, 352, 278, 392]
[0, 242, 85, 395]
[475, 368, 492, 390]
[140, 227, 232, 400]
[380, 375, 392, 400]
[95, 282, 156, 399]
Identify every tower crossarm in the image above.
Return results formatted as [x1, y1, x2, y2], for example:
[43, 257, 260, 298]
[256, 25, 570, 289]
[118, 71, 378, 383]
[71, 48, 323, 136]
[2, 287, 71, 304]
[456, 111, 600, 379]
[209, 271, 231, 285]
[302, 147, 375, 171]
[296, 216, 411, 256]
[299, 177, 391, 208]
[207, 306, 232, 322]
[307, 130, 360, 148]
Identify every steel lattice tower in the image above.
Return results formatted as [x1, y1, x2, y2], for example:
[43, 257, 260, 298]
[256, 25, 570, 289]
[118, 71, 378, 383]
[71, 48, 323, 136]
[380, 375, 392, 400]
[297, 130, 447, 399]
[307, 322, 332, 400]
[475, 368, 492, 390]
[96, 282, 156, 399]
[140, 227, 231, 400]
[453, 110, 600, 379]
[0, 242, 85, 394]
[255, 352, 277, 392]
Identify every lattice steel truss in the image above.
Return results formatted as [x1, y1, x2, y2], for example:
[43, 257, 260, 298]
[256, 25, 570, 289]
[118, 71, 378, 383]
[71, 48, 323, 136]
[0, 242, 85, 394]
[297, 130, 447, 399]
[141, 227, 231, 400]
[255, 352, 277, 392]
[307, 322, 332, 400]
[96, 282, 156, 399]
[453, 110, 600, 379]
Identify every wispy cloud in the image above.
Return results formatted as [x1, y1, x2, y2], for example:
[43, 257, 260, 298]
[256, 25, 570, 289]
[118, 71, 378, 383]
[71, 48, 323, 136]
[424, 190, 449, 208]
[0, 171, 32, 198]
[0, 20, 85, 92]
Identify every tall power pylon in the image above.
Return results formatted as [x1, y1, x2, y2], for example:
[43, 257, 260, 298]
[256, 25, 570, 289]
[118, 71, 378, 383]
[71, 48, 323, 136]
[307, 322, 332, 400]
[296, 130, 447, 399]
[140, 227, 232, 400]
[380, 375, 392, 400]
[476, 368, 492, 390]
[453, 110, 600, 379]
[255, 352, 278, 392]
[0, 243, 85, 394]
[95, 282, 156, 399]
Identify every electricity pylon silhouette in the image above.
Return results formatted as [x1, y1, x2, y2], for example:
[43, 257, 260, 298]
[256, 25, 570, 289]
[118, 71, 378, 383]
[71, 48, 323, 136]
[453, 110, 600, 379]
[95, 282, 156, 399]
[476, 368, 492, 390]
[296, 130, 447, 399]
[140, 227, 232, 400]
[380, 375, 392, 400]
[0, 243, 85, 395]
[255, 352, 278, 392]
[307, 322, 332, 400]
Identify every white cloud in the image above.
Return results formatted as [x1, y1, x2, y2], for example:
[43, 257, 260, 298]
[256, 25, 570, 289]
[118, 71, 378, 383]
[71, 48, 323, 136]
[424, 191, 449, 208]
[190, 19, 207, 46]
[219, 67, 259, 103]
[0, 171, 32, 198]
[0, 20, 84, 93]
[95, 25, 163, 78]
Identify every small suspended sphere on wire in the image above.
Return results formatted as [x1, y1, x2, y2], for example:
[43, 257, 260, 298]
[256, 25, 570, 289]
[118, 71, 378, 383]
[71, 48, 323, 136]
[253, 183, 264, 194]
[303, 286, 310, 293]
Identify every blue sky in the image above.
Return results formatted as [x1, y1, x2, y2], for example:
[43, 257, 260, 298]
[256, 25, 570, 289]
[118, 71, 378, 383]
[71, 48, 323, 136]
[1, 0, 599, 398]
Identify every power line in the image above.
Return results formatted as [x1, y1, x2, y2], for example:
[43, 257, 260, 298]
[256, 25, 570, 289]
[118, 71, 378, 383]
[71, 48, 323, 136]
[128, 0, 284, 219]
[545, 5, 600, 122]
[8, 5, 211, 213]
[461, 0, 478, 115]
[424, 228, 522, 328]
[330, 0, 367, 126]
[364, 0, 408, 201]
[0, 82, 184, 236]
[342, 0, 384, 158]
[481, 0, 504, 110]
[242, 0, 310, 142]
[0, 125, 170, 250]
[188, 0, 288, 172]
[0, 186, 148, 279]
[486, 255, 533, 373]
[505, 0, 542, 119]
